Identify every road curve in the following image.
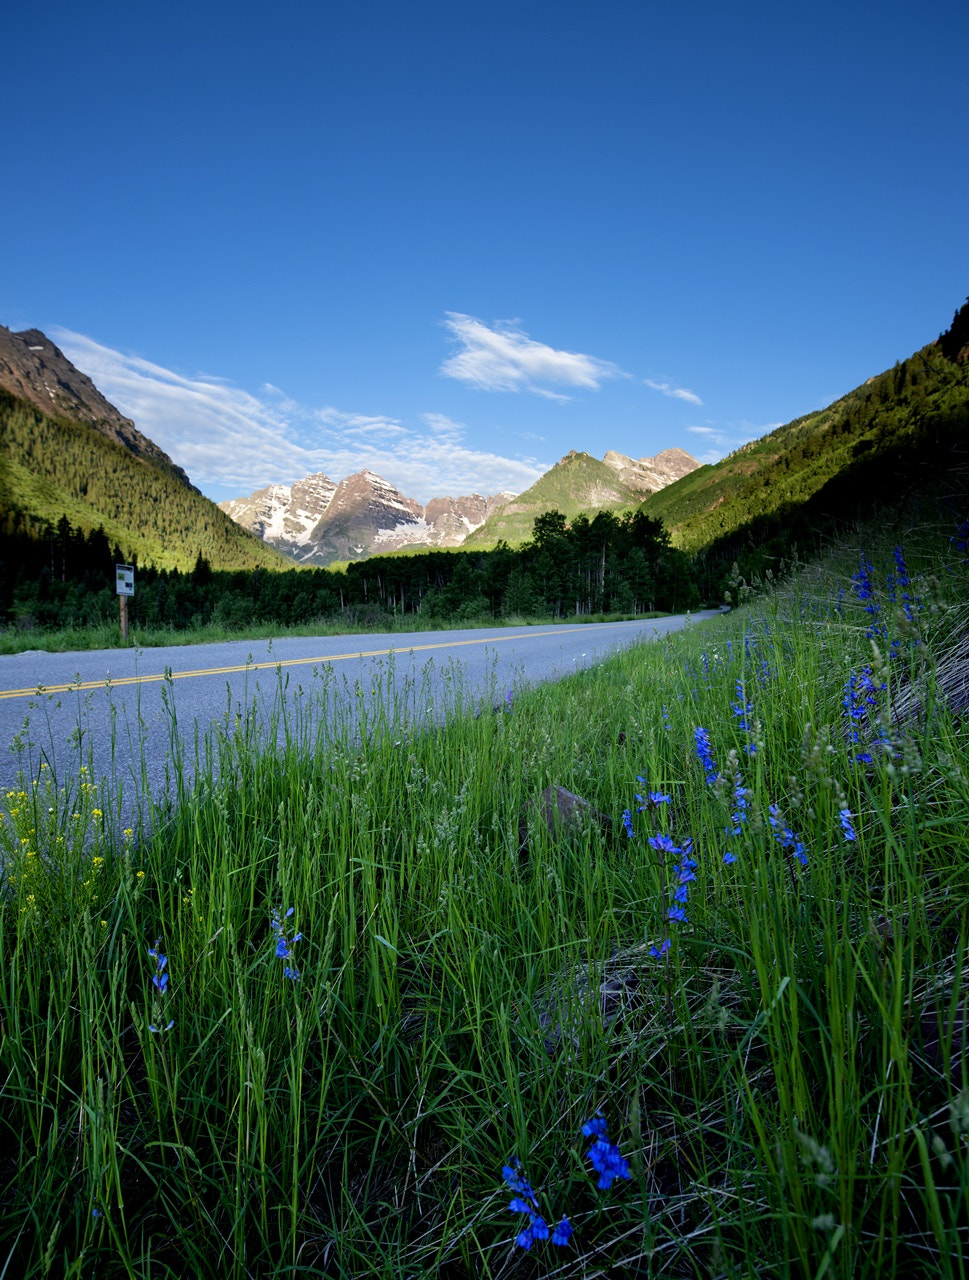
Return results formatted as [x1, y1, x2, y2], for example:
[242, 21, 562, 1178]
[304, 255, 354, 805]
[0, 613, 722, 828]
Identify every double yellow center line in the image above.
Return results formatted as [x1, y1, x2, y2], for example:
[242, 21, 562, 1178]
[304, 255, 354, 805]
[0, 625, 614, 701]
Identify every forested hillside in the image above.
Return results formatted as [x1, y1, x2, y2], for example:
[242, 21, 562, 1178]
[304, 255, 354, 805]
[644, 301, 969, 558]
[0, 390, 288, 572]
[463, 449, 681, 548]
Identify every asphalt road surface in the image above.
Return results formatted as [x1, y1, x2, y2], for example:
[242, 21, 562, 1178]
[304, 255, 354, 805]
[0, 613, 721, 831]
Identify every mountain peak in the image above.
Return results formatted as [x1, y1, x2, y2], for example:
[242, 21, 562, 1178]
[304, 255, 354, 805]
[0, 325, 195, 489]
[463, 447, 699, 548]
[220, 471, 517, 565]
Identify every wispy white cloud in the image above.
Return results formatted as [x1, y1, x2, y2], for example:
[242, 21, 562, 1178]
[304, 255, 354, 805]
[440, 312, 623, 398]
[686, 422, 770, 463]
[686, 427, 728, 464]
[316, 407, 410, 439]
[686, 425, 728, 446]
[52, 328, 549, 505]
[420, 412, 464, 440]
[645, 378, 703, 406]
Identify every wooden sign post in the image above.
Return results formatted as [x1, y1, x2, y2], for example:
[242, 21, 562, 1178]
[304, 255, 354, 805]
[115, 565, 135, 642]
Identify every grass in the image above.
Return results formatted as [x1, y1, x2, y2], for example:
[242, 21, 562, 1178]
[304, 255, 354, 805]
[0, 610, 667, 655]
[1, 516, 968, 1277]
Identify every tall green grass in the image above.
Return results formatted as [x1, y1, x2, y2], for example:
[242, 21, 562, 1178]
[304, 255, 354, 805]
[2, 519, 968, 1277]
[0, 610, 664, 656]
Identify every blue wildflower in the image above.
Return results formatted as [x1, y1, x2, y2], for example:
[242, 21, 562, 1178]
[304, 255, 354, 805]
[589, 1144, 631, 1189]
[726, 775, 749, 836]
[646, 831, 694, 924]
[621, 809, 635, 839]
[843, 665, 887, 764]
[582, 1114, 609, 1140]
[503, 1160, 569, 1250]
[516, 1217, 549, 1250]
[838, 807, 857, 842]
[648, 832, 677, 856]
[694, 726, 718, 784]
[502, 1161, 537, 1204]
[852, 555, 875, 602]
[731, 681, 753, 729]
[271, 906, 303, 981]
[768, 805, 809, 867]
[551, 1216, 573, 1246]
[635, 778, 671, 809]
[147, 940, 174, 1033]
[892, 546, 920, 623]
[723, 850, 737, 865]
[677, 839, 697, 879]
[852, 553, 885, 636]
[648, 937, 671, 958]
[582, 1114, 632, 1190]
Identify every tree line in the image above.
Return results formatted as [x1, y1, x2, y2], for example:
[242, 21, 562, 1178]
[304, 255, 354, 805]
[0, 507, 712, 634]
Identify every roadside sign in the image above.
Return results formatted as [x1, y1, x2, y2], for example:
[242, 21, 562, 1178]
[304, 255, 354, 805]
[116, 565, 135, 596]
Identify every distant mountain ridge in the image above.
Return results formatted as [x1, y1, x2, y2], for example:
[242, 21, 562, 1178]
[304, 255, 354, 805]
[219, 447, 699, 566]
[220, 471, 516, 565]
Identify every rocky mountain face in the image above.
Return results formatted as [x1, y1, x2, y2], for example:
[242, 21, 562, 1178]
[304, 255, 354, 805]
[423, 492, 512, 542]
[222, 447, 698, 565]
[602, 447, 701, 491]
[219, 470, 516, 565]
[0, 326, 196, 488]
[219, 473, 339, 555]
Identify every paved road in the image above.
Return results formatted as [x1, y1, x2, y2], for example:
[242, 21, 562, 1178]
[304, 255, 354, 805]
[0, 613, 720, 829]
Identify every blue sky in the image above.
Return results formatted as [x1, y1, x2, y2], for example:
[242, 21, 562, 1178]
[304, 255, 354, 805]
[3, 0, 967, 505]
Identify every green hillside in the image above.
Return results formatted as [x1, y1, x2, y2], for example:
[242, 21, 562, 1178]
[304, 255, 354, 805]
[463, 450, 646, 548]
[642, 304, 969, 553]
[0, 389, 290, 572]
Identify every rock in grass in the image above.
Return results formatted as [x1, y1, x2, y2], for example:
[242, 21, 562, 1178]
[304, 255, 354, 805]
[517, 785, 613, 856]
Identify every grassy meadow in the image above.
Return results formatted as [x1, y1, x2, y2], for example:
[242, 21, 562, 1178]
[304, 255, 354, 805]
[0, 609, 662, 657]
[2, 514, 968, 1278]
